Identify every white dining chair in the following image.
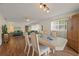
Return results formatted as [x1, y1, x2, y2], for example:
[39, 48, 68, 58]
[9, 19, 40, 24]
[24, 33, 32, 56]
[30, 32, 50, 56]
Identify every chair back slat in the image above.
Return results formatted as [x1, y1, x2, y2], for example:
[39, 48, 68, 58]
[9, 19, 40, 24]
[24, 33, 30, 45]
[24, 33, 31, 55]
[30, 32, 40, 52]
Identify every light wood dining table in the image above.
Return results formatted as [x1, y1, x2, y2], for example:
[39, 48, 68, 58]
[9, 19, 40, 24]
[38, 38, 55, 54]
[28, 34, 55, 49]
[38, 38, 55, 49]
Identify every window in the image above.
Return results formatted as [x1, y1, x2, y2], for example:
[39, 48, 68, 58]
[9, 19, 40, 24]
[51, 18, 67, 31]
[30, 24, 41, 32]
[51, 20, 59, 31]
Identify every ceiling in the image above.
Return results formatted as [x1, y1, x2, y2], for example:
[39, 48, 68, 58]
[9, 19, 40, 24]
[0, 3, 79, 24]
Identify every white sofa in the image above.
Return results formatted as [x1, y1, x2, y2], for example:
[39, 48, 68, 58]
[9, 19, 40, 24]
[51, 37, 67, 50]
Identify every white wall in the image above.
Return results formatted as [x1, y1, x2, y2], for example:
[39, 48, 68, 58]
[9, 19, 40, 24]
[13, 22, 26, 32]
[6, 22, 27, 33]
[0, 14, 6, 45]
[0, 15, 27, 45]
[37, 16, 69, 38]
[39, 20, 51, 31]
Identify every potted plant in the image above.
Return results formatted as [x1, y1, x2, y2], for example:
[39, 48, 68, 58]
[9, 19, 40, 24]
[2, 24, 8, 34]
[2, 24, 8, 44]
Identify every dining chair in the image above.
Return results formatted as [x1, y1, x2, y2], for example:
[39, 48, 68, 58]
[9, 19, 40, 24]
[24, 33, 32, 56]
[30, 32, 50, 56]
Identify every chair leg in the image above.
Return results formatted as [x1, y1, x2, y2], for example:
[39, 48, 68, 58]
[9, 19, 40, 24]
[48, 50, 50, 53]
[24, 46, 27, 54]
[53, 49, 55, 53]
[46, 50, 50, 56]
[27, 46, 31, 56]
[50, 48, 55, 54]
[45, 48, 51, 56]
[45, 52, 48, 56]
[32, 48, 34, 56]
[47, 50, 50, 56]
[24, 43, 28, 55]
[52, 48, 55, 53]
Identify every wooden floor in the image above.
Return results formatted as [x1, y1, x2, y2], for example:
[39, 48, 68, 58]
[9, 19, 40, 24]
[0, 36, 26, 56]
[49, 46, 78, 56]
[0, 45, 78, 56]
[0, 38, 78, 56]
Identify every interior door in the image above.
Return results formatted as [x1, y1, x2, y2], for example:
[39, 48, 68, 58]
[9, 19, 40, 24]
[67, 18, 73, 47]
[72, 15, 78, 52]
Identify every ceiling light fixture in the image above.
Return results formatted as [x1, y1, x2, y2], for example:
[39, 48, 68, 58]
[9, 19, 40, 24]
[26, 19, 30, 22]
[40, 3, 43, 8]
[25, 18, 30, 22]
[46, 8, 50, 13]
[40, 3, 50, 13]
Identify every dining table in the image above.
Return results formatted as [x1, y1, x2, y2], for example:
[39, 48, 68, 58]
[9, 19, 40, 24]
[39, 39, 55, 49]
[24, 33, 55, 52]
[38, 34, 55, 49]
